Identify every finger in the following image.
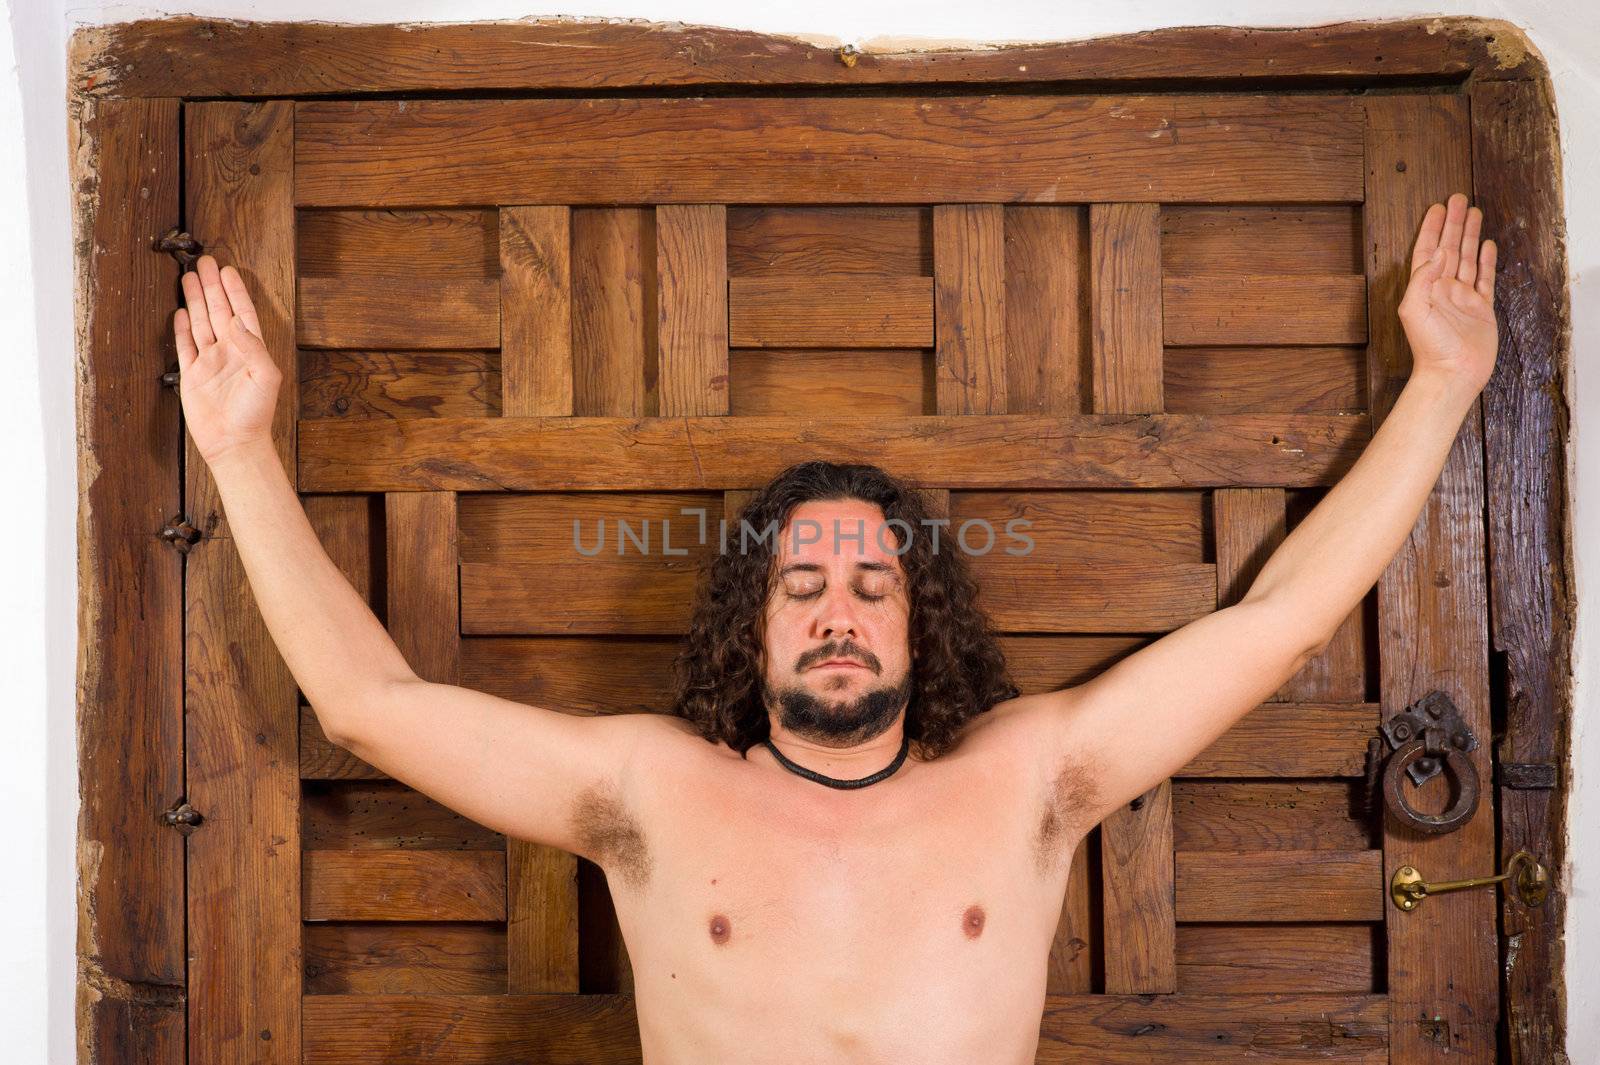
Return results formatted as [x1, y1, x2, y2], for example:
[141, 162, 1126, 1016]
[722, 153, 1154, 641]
[195, 255, 237, 341]
[218, 265, 264, 338]
[174, 307, 198, 367]
[1476, 238, 1498, 301]
[1458, 205, 1483, 287]
[1439, 193, 1468, 281]
[180, 269, 215, 347]
[1411, 202, 1447, 272]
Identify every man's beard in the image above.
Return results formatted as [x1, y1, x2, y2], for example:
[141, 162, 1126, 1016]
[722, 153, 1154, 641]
[762, 668, 914, 748]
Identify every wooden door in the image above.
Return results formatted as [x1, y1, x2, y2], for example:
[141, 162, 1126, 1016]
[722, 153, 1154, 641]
[180, 87, 1496, 1062]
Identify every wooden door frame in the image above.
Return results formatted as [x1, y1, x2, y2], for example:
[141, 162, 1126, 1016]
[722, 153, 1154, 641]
[69, 15, 1573, 1065]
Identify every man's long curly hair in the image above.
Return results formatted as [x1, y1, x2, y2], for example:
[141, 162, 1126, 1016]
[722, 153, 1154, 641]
[667, 460, 1019, 761]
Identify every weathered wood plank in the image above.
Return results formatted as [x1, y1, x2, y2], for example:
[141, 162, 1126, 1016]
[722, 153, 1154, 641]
[729, 349, 931, 416]
[298, 413, 1369, 492]
[302, 779, 502, 850]
[1163, 346, 1364, 415]
[297, 207, 498, 278]
[293, 96, 1365, 206]
[572, 208, 655, 417]
[727, 206, 930, 276]
[1173, 781, 1375, 851]
[300, 992, 1387, 1064]
[1163, 275, 1367, 345]
[657, 204, 728, 416]
[728, 276, 933, 348]
[304, 923, 506, 995]
[500, 205, 574, 417]
[1004, 205, 1087, 415]
[79, 17, 1539, 98]
[384, 492, 459, 685]
[74, 95, 186, 1065]
[299, 349, 501, 419]
[183, 99, 301, 1062]
[1102, 781, 1176, 993]
[1161, 205, 1362, 275]
[302, 850, 507, 921]
[934, 204, 1007, 413]
[296, 275, 500, 349]
[1091, 203, 1163, 414]
[1364, 94, 1498, 1062]
[1471, 76, 1573, 1065]
[1178, 702, 1378, 777]
[1176, 850, 1384, 922]
[1175, 925, 1379, 994]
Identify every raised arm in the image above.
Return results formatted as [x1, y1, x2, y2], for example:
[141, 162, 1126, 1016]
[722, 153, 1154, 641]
[173, 254, 648, 863]
[1020, 192, 1499, 828]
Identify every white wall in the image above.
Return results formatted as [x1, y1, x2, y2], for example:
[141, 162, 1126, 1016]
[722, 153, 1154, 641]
[4, 2, 1592, 1062]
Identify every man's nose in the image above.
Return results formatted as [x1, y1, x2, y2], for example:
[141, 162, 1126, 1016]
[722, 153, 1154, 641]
[814, 586, 861, 639]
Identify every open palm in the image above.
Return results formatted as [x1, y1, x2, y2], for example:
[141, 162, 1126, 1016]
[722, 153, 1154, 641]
[173, 255, 283, 464]
[1398, 192, 1499, 390]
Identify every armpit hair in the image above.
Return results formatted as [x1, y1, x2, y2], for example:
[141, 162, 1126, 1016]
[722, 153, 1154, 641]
[1033, 757, 1098, 877]
[569, 780, 653, 893]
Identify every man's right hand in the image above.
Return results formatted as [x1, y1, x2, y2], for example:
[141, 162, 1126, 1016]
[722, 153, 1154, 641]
[173, 254, 283, 465]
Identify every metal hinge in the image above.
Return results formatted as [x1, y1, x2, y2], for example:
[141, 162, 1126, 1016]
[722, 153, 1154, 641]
[159, 515, 202, 554]
[155, 227, 203, 270]
[1500, 762, 1559, 789]
[160, 800, 204, 835]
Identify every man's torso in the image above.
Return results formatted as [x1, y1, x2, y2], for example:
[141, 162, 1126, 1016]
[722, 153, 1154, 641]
[597, 700, 1084, 1064]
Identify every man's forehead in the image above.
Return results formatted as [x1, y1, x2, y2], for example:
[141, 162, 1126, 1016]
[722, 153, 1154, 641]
[776, 502, 904, 568]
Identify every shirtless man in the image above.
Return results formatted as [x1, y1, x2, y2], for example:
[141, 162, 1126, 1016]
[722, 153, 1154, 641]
[172, 193, 1498, 1063]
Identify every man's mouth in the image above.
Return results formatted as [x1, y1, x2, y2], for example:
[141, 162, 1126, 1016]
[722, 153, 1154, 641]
[816, 659, 867, 670]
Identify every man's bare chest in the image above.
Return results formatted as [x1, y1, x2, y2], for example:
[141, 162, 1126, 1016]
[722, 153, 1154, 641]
[604, 733, 1079, 968]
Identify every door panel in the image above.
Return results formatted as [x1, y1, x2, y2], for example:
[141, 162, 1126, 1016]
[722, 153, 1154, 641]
[182, 87, 1495, 1062]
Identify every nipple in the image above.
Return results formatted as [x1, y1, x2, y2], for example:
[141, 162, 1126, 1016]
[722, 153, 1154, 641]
[962, 904, 986, 939]
[709, 913, 732, 945]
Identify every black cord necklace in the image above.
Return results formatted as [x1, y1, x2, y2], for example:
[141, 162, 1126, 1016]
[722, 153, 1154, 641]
[761, 731, 911, 789]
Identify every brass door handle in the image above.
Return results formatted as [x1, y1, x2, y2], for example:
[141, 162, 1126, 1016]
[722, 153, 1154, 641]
[1390, 849, 1550, 911]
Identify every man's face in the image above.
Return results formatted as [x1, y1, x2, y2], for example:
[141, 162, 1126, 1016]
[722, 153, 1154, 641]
[760, 498, 914, 748]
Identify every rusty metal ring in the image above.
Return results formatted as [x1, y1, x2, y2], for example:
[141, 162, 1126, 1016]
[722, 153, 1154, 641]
[1382, 737, 1480, 835]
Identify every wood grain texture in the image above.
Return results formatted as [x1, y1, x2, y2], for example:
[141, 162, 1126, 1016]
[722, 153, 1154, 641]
[384, 492, 460, 685]
[1364, 94, 1498, 1062]
[1173, 781, 1375, 851]
[293, 96, 1365, 206]
[1163, 346, 1365, 415]
[73, 96, 186, 1065]
[572, 208, 656, 417]
[1091, 203, 1163, 414]
[728, 349, 931, 416]
[183, 99, 301, 1063]
[78, 17, 1542, 98]
[1101, 779, 1176, 994]
[1163, 275, 1367, 345]
[303, 850, 507, 921]
[727, 206, 930, 276]
[1176, 850, 1384, 922]
[1178, 703, 1378, 777]
[656, 204, 728, 415]
[304, 923, 506, 995]
[1005, 205, 1088, 414]
[298, 413, 1368, 492]
[1471, 76, 1574, 1065]
[728, 276, 933, 348]
[299, 349, 501, 419]
[934, 204, 1007, 414]
[1175, 925, 1379, 994]
[500, 205, 574, 417]
[297, 275, 500, 349]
